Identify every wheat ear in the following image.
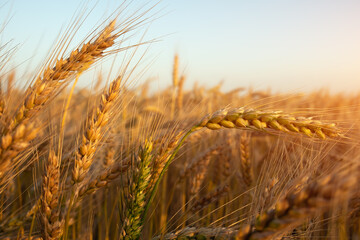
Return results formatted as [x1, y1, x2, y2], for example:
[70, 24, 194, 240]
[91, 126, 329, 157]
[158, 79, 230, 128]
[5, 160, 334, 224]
[196, 108, 340, 139]
[40, 150, 63, 240]
[172, 54, 179, 87]
[0, 123, 39, 182]
[7, 20, 117, 133]
[78, 162, 129, 198]
[176, 75, 185, 111]
[240, 132, 253, 187]
[72, 77, 121, 184]
[121, 140, 153, 240]
[103, 134, 116, 167]
[147, 131, 183, 192]
[171, 54, 179, 119]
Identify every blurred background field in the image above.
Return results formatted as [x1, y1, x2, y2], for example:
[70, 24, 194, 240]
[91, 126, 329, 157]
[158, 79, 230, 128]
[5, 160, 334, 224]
[0, 1, 360, 240]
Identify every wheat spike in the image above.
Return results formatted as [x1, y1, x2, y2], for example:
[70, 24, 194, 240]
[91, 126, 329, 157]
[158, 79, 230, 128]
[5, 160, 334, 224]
[0, 123, 39, 183]
[121, 140, 153, 240]
[176, 74, 185, 111]
[40, 150, 63, 240]
[72, 77, 121, 184]
[78, 162, 129, 198]
[147, 131, 183, 192]
[103, 134, 116, 167]
[7, 20, 117, 133]
[196, 108, 340, 139]
[240, 132, 253, 187]
[218, 138, 232, 181]
[170, 54, 179, 119]
[188, 147, 221, 198]
[172, 54, 179, 87]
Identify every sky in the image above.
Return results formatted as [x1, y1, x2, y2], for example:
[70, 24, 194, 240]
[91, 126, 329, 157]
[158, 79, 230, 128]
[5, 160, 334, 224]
[1, 0, 360, 93]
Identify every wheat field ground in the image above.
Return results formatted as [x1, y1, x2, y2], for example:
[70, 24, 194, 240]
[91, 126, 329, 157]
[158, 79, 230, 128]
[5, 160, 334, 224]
[0, 2, 359, 240]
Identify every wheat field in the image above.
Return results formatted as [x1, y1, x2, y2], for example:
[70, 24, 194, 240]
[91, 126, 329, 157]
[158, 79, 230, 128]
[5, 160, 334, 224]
[0, 2, 359, 240]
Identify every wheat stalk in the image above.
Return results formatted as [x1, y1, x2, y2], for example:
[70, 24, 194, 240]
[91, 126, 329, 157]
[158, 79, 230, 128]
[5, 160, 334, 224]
[0, 81, 4, 118]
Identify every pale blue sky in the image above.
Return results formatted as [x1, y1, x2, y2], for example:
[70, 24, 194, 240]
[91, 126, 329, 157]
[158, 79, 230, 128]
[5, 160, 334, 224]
[1, 0, 360, 93]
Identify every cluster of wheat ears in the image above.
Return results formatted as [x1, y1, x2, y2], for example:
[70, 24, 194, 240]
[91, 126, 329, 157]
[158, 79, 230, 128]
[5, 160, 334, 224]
[0, 3, 359, 240]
